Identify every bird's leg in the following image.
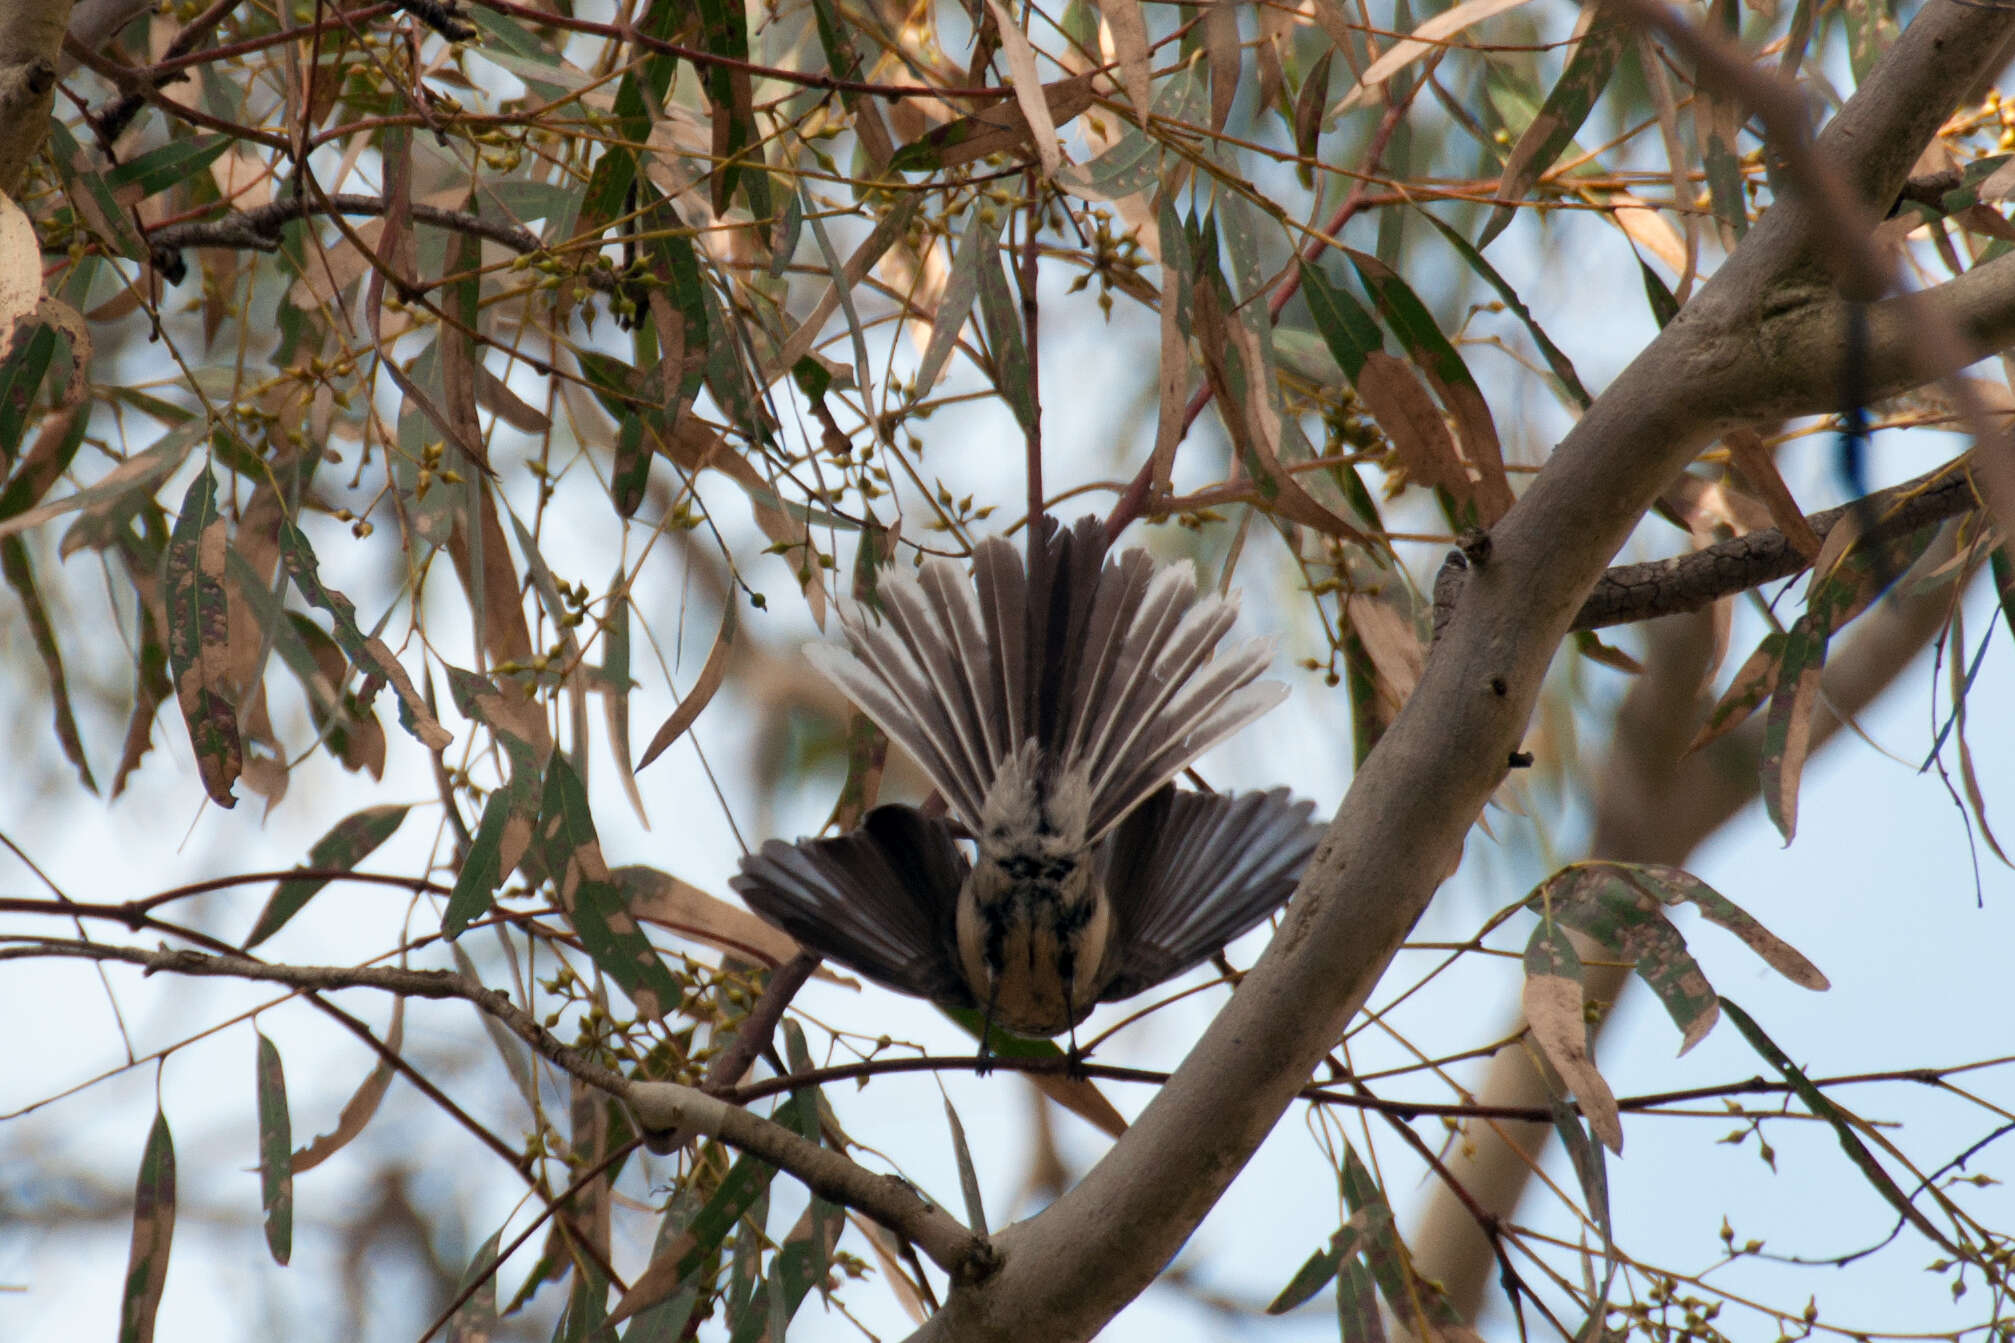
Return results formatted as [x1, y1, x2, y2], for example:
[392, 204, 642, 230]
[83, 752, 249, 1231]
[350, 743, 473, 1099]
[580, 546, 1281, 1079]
[976, 992, 999, 1076]
[1064, 1020, 1090, 1079]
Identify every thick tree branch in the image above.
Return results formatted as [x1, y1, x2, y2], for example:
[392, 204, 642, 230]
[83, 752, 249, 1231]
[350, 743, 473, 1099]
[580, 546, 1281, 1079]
[913, 4, 2015, 1338]
[1416, 525, 1966, 1315]
[1569, 457, 1976, 632]
[0, 0, 68, 195]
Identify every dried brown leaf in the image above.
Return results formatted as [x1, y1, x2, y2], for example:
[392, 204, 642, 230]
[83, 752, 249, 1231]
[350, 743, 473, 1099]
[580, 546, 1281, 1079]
[617, 865, 805, 967]
[1525, 968, 1623, 1152]
[637, 598, 736, 769]
[293, 998, 405, 1172]
[1099, 0, 1154, 123]
[1726, 431, 1821, 558]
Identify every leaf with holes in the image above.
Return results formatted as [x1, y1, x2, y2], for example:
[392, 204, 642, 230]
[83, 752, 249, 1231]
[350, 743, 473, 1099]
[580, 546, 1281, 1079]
[1527, 861, 1824, 1053]
[1524, 920, 1622, 1151]
[539, 754, 682, 1018]
[165, 470, 241, 807]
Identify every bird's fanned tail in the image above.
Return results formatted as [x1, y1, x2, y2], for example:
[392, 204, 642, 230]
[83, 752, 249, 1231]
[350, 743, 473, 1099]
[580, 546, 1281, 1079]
[808, 518, 1285, 839]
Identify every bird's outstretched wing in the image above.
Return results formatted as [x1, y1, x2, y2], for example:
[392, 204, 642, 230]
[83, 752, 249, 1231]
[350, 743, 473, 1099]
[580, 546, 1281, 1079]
[730, 805, 973, 1005]
[1095, 786, 1320, 1002]
[808, 517, 1284, 838]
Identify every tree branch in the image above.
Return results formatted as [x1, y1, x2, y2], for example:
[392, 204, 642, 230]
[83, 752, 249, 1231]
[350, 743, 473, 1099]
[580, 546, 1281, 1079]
[0, 0, 67, 195]
[1415, 524, 1965, 1314]
[146, 192, 547, 262]
[14, 937, 989, 1275]
[913, 4, 2015, 1337]
[1567, 457, 1976, 632]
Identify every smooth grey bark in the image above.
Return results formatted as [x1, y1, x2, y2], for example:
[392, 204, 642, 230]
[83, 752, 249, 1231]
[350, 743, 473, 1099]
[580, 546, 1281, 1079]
[913, 3, 2015, 1338]
[0, 0, 69, 196]
[1413, 529, 1964, 1318]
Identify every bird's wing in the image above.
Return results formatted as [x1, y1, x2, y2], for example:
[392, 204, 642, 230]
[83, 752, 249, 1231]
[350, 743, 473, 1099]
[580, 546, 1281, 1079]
[730, 805, 973, 1006]
[1095, 787, 1320, 1002]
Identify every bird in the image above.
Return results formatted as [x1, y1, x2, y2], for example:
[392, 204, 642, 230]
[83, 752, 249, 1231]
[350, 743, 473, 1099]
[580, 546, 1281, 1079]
[731, 516, 1321, 1054]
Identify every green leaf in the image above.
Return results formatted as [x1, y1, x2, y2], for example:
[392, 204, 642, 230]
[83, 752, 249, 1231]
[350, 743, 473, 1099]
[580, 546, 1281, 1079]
[1549, 1095, 1617, 1316]
[1760, 609, 1827, 842]
[255, 1033, 294, 1265]
[618, 1187, 708, 1340]
[1993, 546, 2015, 646]
[1722, 999, 1959, 1255]
[1477, 18, 1627, 248]
[619, 1098, 811, 1325]
[279, 518, 453, 751]
[228, 554, 385, 776]
[1335, 1255, 1381, 1342]
[694, 0, 758, 212]
[916, 205, 1005, 395]
[1, 535, 96, 791]
[445, 669, 546, 936]
[105, 135, 232, 202]
[245, 805, 411, 946]
[1759, 519, 1936, 840]
[462, 8, 588, 100]
[447, 783, 532, 937]
[447, 1230, 504, 1341]
[1339, 1144, 1453, 1326]
[0, 325, 59, 464]
[1639, 258, 1678, 328]
[538, 754, 684, 1017]
[119, 1110, 177, 1343]
[1842, 0, 1901, 83]
[164, 469, 241, 807]
[1689, 630, 1786, 752]
[936, 1004, 1069, 1064]
[1299, 261, 1382, 382]
[0, 418, 201, 549]
[1701, 120, 1749, 243]
[1415, 206, 1591, 408]
[1346, 249, 1510, 520]
[554, 1262, 610, 1342]
[1268, 1213, 1372, 1313]
[48, 122, 148, 261]
[975, 221, 1036, 434]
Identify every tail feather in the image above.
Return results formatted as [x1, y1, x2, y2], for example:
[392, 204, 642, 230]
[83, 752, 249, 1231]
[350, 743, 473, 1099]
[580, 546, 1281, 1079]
[806, 517, 1286, 835]
[971, 535, 1030, 752]
[804, 620, 987, 825]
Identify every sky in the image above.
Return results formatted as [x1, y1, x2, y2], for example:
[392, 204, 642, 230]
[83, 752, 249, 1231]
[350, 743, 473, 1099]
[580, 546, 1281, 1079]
[5, 12, 2015, 1343]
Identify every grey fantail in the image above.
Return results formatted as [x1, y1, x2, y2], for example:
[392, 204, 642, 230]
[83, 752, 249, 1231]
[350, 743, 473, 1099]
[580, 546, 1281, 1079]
[731, 517, 1320, 1047]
